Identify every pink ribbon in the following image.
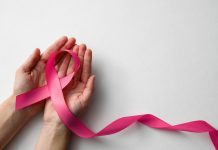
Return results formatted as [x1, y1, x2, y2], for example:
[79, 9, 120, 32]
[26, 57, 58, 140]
[16, 50, 218, 149]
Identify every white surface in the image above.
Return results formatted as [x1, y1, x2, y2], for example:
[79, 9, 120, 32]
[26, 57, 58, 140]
[0, 0, 218, 149]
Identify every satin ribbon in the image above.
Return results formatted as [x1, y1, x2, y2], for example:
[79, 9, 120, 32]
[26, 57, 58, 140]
[16, 50, 218, 149]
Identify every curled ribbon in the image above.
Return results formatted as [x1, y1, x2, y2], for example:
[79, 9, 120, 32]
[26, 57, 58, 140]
[16, 50, 218, 149]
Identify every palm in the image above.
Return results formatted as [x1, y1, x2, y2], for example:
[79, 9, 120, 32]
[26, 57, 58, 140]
[14, 56, 40, 95]
[43, 44, 95, 123]
[64, 81, 87, 115]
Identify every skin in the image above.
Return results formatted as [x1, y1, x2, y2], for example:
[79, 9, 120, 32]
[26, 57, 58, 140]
[0, 36, 95, 150]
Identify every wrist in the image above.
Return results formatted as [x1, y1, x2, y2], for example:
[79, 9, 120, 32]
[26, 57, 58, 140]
[0, 94, 37, 148]
[35, 121, 71, 150]
[6, 94, 33, 119]
[11, 92, 44, 118]
[43, 121, 71, 134]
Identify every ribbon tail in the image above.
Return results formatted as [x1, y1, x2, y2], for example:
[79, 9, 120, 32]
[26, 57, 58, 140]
[16, 73, 74, 110]
[209, 131, 218, 150]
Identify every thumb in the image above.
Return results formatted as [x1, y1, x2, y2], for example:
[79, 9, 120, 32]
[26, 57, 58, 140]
[22, 48, 41, 72]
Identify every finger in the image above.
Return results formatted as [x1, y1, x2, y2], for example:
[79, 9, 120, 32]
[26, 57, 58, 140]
[62, 37, 76, 50]
[57, 53, 71, 78]
[55, 37, 76, 66]
[82, 75, 96, 102]
[81, 49, 92, 83]
[41, 36, 68, 62]
[75, 44, 86, 81]
[67, 45, 79, 75]
[57, 43, 76, 78]
[22, 48, 41, 72]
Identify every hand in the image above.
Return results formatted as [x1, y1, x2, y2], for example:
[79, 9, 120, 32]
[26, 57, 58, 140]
[43, 44, 95, 124]
[13, 36, 76, 116]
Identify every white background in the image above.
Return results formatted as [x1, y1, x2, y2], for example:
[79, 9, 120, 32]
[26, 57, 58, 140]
[0, 0, 218, 149]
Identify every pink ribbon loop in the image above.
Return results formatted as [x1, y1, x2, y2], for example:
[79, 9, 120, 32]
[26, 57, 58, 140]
[16, 50, 218, 149]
